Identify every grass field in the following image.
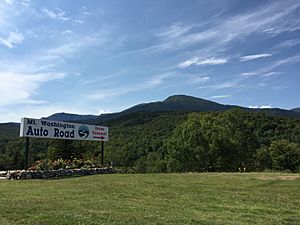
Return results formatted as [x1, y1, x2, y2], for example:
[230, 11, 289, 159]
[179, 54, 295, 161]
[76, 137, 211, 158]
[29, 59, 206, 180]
[0, 173, 299, 225]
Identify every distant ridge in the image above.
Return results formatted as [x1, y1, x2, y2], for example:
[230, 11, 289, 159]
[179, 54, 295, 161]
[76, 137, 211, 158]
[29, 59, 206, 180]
[291, 107, 300, 113]
[122, 95, 231, 113]
[34, 95, 300, 123]
[87, 95, 300, 123]
[1, 95, 300, 130]
[43, 112, 98, 122]
[0, 123, 20, 137]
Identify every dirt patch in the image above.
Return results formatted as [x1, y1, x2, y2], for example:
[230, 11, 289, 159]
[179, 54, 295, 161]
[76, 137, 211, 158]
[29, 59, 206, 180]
[257, 175, 300, 181]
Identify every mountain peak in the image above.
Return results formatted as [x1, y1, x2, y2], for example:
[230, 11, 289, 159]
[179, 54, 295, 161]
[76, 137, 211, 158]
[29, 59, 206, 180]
[163, 95, 203, 103]
[163, 95, 229, 110]
[43, 112, 98, 122]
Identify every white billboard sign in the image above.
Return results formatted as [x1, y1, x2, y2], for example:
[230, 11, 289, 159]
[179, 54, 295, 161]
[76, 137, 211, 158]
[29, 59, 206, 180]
[20, 118, 108, 141]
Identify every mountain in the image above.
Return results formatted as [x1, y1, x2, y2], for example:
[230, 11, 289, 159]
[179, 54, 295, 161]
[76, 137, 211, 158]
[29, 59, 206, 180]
[1, 95, 300, 132]
[88, 95, 235, 124]
[43, 112, 98, 122]
[88, 95, 300, 123]
[247, 107, 300, 119]
[291, 107, 300, 113]
[35, 96, 234, 124]
[0, 123, 20, 138]
[125, 95, 232, 113]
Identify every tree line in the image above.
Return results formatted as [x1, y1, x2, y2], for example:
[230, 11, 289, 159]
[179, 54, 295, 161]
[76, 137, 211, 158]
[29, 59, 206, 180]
[0, 109, 299, 172]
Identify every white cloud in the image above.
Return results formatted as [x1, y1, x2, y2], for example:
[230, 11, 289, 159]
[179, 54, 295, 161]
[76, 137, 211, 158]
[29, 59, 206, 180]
[35, 32, 108, 64]
[275, 39, 300, 49]
[0, 0, 33, 31]
[178, 57, 228, 68]
[242, 55, 300, 77]
[241, 72, 258, 77]
[157, 23, 194, 38]
[4, 0, 14, 5]
[196, 58, 228, 65]
[210, 95, 231, 99]
[221, 1, 300, 39]
[0, 24, 112, 114]
[20, 0, 30, 7]
[74, 20, 84, 24]
[0, 104, 100, 123]
[86, 72, 176, 100]
[82, 70, 128, 85]
[249, 105, 272, 109]
[97, 109, 112, 115]
[261, 72, 281, 77]
[150, 72, 174, 86]
[41, 7, 70, 21]
[0, 31, 24, 48]
[240, 54, 272, 62]
[0, 72, 66, 106]
[193, 76, 210, 83]
[177, 57, 198, 68]
[188, 76, 210, 84]
[198, 79, 242, 90]
[128, 1, 300, 57]
[82, 6, 91, 16]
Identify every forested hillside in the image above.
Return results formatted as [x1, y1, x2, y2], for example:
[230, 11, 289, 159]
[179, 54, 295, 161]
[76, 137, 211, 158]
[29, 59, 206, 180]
[0, 109, 300, 172]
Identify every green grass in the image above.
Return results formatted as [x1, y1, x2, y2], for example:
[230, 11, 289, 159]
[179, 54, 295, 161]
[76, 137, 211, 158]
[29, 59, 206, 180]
[0, 173, 299, 225]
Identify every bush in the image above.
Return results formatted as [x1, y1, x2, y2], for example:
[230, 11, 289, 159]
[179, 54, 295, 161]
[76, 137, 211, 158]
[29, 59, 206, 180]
[32, 158, 102, 171]
[269, 140, 300, 172]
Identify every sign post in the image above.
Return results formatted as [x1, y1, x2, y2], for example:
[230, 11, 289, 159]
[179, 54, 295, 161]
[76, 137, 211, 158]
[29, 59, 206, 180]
[20, 117, 109, 168]
[24, 137, 29, 169]
[101, 141, 104, 166]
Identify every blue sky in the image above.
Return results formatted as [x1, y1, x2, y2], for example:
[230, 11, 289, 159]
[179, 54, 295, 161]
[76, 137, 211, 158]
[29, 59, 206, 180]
[0, 0, 299, 122]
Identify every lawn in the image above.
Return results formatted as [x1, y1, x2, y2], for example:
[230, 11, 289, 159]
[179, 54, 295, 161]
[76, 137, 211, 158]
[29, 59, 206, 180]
[0, 173, 299, 225]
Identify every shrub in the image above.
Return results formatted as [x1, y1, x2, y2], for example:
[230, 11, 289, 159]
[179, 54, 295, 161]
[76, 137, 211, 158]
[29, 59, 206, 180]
[269, 140, 300, 172]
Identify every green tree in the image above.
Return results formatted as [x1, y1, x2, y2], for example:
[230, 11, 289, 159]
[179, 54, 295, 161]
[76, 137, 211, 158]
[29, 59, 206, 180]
[269, 140, 300, 172]
[167, 109, 259, 172]
[48, 140, 81, 160]
[167, 114, 209, 172]
[255, 146, 272, 171]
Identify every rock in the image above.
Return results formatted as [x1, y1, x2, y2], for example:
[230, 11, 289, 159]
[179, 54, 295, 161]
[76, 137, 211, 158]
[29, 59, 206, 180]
[3, 167, 114, 180]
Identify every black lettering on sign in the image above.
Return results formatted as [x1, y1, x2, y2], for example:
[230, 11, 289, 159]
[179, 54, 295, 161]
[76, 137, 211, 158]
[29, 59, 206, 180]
[27, 119, 36, 125]
[54, 128, 75, 139]
[26, 126, 49, 137]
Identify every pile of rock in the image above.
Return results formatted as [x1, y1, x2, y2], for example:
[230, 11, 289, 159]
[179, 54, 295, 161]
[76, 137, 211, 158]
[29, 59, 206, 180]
[0, 171, 7, 180]
[5, 167, 114, 180]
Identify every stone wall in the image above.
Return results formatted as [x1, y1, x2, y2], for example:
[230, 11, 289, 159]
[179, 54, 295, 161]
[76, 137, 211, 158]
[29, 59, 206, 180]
[5, 168, 115, 180]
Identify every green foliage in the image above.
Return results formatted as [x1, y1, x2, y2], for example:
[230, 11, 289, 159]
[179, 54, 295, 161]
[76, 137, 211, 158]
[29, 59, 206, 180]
[48, 140, 77, 160]
[0, 123, 19, 138]
[0, 138, 25, 170]
[269, 140, 300, 172]
[167, 109, 259, 172]
[105, 112, 188, 167]
[32, 158, 98, 171]
[167, 115, 209, 172]
[0, 110, 300, 172]
[255, 146, 273, 171]
[135, 152, 167, 173]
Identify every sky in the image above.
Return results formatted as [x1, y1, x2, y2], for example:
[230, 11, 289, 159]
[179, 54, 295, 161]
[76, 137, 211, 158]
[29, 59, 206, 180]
[0, 0, 300, 122]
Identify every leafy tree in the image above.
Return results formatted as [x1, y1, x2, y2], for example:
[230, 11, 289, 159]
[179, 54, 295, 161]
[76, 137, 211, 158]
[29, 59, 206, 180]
[48, 140, 79, 160]
[269, 140, 300, 172]
[167, 114, 210, 172]
[167, 109, 259, 172]
[255, 146, 272, 171]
